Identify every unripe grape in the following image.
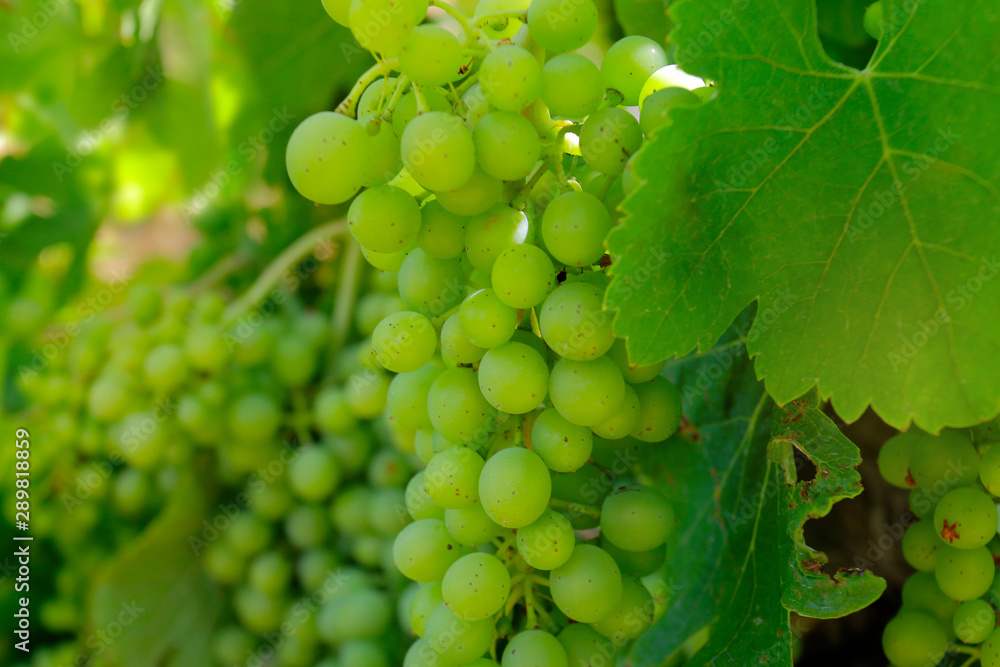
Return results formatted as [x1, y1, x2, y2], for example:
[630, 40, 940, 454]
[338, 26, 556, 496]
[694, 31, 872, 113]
[527, 0, 597, 53]
[602, 36, 668, 106]
[402, 112, 476, 192]
[286, 112, 368, 204]
[580, 108, 642, 175]
[541, 53, 603, 121]
[479, 45, 542, 111]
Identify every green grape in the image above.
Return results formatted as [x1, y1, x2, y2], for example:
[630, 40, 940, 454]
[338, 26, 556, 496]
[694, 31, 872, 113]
[466, 203, 533, 274]
[474, 111, 542, 181]
[398, 249, 467, 317]
[285, 504, 331, 549]
[902, 572, 959, 630]
[392, 86, 452, 137]
[540, 191, 612, 269]
[474, 0, 529, 39]
[368, 448, 412, 486]
[400, 25, 464, 86]
[234, 586, 285, 633]
[424, 446, 486, 509]
[423, 604, 495, 664]
[407, 471, 446, 521]
[902, 520, 941, 572]
[637, 65, 704, 108]
[479, 45, 542, 111]
[980, 443, 1000, 494]
[441, 312, 488, 365]
[639, 87, 702, 136]
[934, 544, 995, 600]
[593, 576, 654, 641]
[402, 111, 477, 192]
[87, 371, 130, 422]
[204, 540, 245, 584]
[251, 482, 294, 521]
[227, 512, 273, 556]
[549, 356, 626, 427]
[882, 611, 949, 667]
[317, 588, 393, 643]
[322, 0, 351, 25]
[364, 120, 403, 186]
[459, 288, 518, 349]
[348, 184, 422, 253]
[272, 333, 317, 387]
[445, 501, 504, 547]
[600, 537, 666, 578]
[601, 484, 674, 552]
[864, 1, 884, 40]
[953, 599, 995, 644]
[579, 108, 642, 175]
[372, 311, 437, 373]
[184, 324, 228, 372]
[429, 367, 499, 443]
[435, 167, 504, 216]
[410, 582, 445, 637]
[630, 376, 683, 442]
[909, 428, 980, 489]
[442, 552, 511, 620]
[387, 365, 442, 430]
[349, 0, 422, 56]
[541, 54, 603, 121]
[539, 281, 614, 361]
[142, 343, 186, 392]
[113, 468, 150, 516]
[602, 36, 668, 106]
[478, 342, 549, 414]
[297, 548, 339, 591]
[229, 393, 282, 443]
[502, 630, 568, 667]
[479, 447, 552, 527]
[345, 369, 391, 417]
[558, 623, 617, 667]
[393, 518, 465, 582]
[333, 486, 374, 533]
[551, 544, 623, 623]
[248, 551, 293, 595]
[113, 411, 169, 470]
[592, 384, 640, 440]
[286, 111, 368, 204]
[491, 245, 556, 309]
[531, 408, 593, 473]
[404, 639, 438, 667]
[878, 430, 919, 488]
[362, 245, 411, 271]
[460, 83, 491, 134]
[326, 429, 375, 474]
[315, 387, 358, 434]
[516, 509, 575, 570]
[933, 487, 998, 549]
[356, 292, 407, 335]
[527, 0, 597, 53]
[418, 201, 469, 259]
[212, 626, 255, 666]
[339, 640, 389, 667]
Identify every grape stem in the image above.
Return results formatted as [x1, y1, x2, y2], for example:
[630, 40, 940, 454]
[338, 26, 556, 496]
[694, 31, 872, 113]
[290, 389, 312, 445]
[329, 237, 363, 357]
[548, 497, 601, 521]
[413, 83, 430, 114]
[381, 75, 411, 121]
[510, 164, 551, 210]
[430, 0, 472, 36]
[336, 59, 399, 118]
[455, 71, 480, 96]
[222, 220, 349, 325]
[523, 580, 538, 629]
[472, 9, 528, 28]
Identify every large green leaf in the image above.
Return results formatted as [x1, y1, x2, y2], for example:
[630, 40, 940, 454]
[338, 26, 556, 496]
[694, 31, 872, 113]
[607, 0, 1000, 433]
[90, 471, 223, 667]
[630, 311, 881, 666]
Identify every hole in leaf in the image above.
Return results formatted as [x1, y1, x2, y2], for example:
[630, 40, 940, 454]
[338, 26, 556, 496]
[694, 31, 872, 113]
[814, 0, 878, 70]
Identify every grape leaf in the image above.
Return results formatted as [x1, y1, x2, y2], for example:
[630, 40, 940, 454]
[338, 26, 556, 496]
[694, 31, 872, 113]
[613, 0, 672, 43]
[631, 310, 882, 666]
[607, 0, 1000, 433]
[90, 471, 223, 667]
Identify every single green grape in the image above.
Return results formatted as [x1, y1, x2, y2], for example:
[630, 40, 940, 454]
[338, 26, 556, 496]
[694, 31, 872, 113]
[541, 192, 611, 268]
[143, 343, 187, 392]
[406, 471, 446, 521]
[474, 111, 542, 181]
[234, 586, 286, 633]
[418, 201, 468, 259]
[112, 468, 150, 517]
[934, 544, 995, 601]
[593, 576, 654, 641]
[591, 383, 640, 440]
[228, 393, 282, 443]
[579, 108, 643, 175]
[434, 167, 504, 217]
[316, 588, 393, 643]
[297, 548, 339, 592]
[284, 504, 330, 550]
[445, 501, 504, 547]
[541, 54, 604, 121]
[459, 288, 518, 350]
[289, 446, 341, 502]
[878, 430, 919, 488]
[882, 611, 949, 667]
[982, 627, 1000, 667]
[428, 367, 499, 444]
[248, 551, 293, 595]
[639, 87, 702, 136]
[272, 333, 317, 387]
[491, 245, 556, 309]
[402, 111, 476, 192]
[344, 369, 391, 418]
[637, 64, 704, 108]
[901, 520, 941, 572]
[933, 486, 998, 549]
[212, 626, 255, 666]
[410, 583, 444, 637]
[442, 552, 511, 620]
[558, 623, 617, 667]
[980, 443, 1000, 494]
[321, 0, 351, 26]
[400, 25, 464, 86]
[516, 509, 576, 570]
[372, 311, 437, 373]
[286, 111, 368, 204]
[479, 447, 552, 527]
[478, 342, 549, 414]
[953, 598, 995, 644]
[393, 518, 466, 582]
[349, 0, 422, 56]
[466, 203, 532, 274]
[909, 428, 980, 489]
[630, 376, 682, 442]
[550, 544, 623, 623]
[531, 408, 594, 473]
[601, 484, 674, 552]
[441, 312, 488, 365]
[398, 248, 467, 317]
[502, 630, 569, 667]
[527, 0, 597, 53]
[387, 364, 442, 431]
[479, 45, 542, 111]
[184, 323, 228, 372]
[549, 356, 625, 427]
[348, 184, 421, 253]
[424, 446, 486, 509]
[539, 280, 615, 361]
[864, 1, 884, 40]
[339, 640, 389, 667]
[423, 605, 495, 664]
[602, 36, 668, 106]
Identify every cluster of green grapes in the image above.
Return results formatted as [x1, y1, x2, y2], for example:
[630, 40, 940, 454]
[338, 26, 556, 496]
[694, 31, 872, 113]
[10, 268, 425, 667]
[878, 428, 1000, 667]
[284, 0, 701, 665]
